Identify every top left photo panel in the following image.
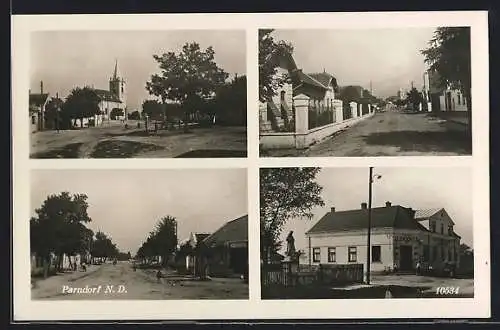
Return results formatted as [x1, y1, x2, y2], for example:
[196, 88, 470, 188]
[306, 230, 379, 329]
[29, 30, 247, 159]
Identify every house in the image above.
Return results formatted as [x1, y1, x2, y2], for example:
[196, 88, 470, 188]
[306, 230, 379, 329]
[428, 70, 467, 112]
[29, 81, 50, 132]
[198, 215, 248, 278]
[183, 232, 210, 273]
[259, 50, 340, 133]
[305, 201, 461, 274]
[259, 50, 297, 132]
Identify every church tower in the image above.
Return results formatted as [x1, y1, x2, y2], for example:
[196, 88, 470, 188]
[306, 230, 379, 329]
[109, 59, 127, 111]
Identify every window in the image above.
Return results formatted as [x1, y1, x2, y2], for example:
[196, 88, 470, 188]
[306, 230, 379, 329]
[372, 245, 381, 262]
[348, 246, 357, 262]
[327, 247, 336, 262]
[440, 223, 444, 235]
[430, 221, 436, 232]
[448, 225, 453, 236]
[280, 91, 286, 102]
[313, 248, 321, 263]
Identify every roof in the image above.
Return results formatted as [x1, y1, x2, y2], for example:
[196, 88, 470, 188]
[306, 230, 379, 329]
[307, 205, 428, 234]
[29, 93, 49, 107]
[414, 208, 443, 220]
[203, 215, 248, 247]
[308, 72, 339, 91]
[294, 70, 329, 90]
[194, 233, 210, 245]
[94, 89, 121, 103]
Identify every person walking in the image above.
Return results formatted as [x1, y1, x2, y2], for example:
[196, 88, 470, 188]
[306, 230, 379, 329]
[156, 269, 162, 283]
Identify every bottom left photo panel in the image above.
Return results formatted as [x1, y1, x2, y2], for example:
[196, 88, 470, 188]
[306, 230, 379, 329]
[29, 168, 249, 300]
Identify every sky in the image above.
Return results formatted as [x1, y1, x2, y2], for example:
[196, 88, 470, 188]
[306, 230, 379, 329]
[272, 28, 437, 98]
[278, 167, 474, 253]
[30, 169, 247, 254]
[30, 30, 247, 110]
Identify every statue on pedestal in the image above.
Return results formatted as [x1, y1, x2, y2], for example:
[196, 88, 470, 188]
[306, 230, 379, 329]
[286, 231, 296, 259]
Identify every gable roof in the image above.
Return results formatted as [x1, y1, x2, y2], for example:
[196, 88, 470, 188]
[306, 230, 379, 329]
[203, 215, 248, 247]
[414, 208, 443, 220]
[293, 70, 329, 90]
[94, 89, 121, 103]
[306, 205, 428, 235]
[29, 93, 50, 108]
[195, 233, 210, 245]
[308, 72, 339, 91]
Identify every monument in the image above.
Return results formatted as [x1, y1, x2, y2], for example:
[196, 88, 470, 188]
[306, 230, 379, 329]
[282, 231, 299, 286]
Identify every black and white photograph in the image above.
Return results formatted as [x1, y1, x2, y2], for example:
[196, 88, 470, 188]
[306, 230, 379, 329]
[30, 168, 248, 300]
[260, 167, 474, 299]
[13, 11, 489, 321]
[29, 30, 247, 158]
[259, 28, 472, 157]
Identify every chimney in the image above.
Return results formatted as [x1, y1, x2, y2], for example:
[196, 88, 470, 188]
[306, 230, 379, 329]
[330, 207, 335, 212]
[385, 201, 392, 207]
[40, 81, 43, 94]
[361, 202, 367, 209]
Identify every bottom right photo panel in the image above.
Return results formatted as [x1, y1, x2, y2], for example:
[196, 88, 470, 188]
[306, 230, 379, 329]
[260, 166, 473, 299]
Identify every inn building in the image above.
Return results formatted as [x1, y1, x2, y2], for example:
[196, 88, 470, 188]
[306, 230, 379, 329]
[305, 202, 461, 273]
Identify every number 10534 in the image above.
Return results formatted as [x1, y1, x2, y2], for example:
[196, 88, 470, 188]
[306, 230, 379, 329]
[436, 287, 460, 295]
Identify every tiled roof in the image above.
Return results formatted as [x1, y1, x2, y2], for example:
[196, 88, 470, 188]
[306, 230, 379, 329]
[414, 208, 443, 220]
[29, 93, 49, 107]
[203, 215, 248, 247]
[94, 89, 121, 103]
[308, 72, 339, 90]
[307, 205, 428, 234]
[294, 70, 328, 90]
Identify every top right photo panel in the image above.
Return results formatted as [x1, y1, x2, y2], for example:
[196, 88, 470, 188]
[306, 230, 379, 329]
[259, 27, 472, 157]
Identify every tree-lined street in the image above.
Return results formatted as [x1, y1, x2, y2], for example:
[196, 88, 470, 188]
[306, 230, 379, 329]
[32, 261, 248, 300]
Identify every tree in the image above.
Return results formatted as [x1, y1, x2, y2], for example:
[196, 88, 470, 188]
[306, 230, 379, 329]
[258, 29, 294, 103]
[421, 27, 471, 135]
[146, 42, 228, 132]
[110, 108, 124, 120]
[406, 87, 424, 110]
[151, 216, 178, 266]
[339, 86, 363, 103]
[30, 192, 92, 277]
[212, 74, 247, 126]
[63, 87, 101, 128]
[260, 168, 324, 265]
[142, 100, 164, 120]
[44, 97, 64, 130]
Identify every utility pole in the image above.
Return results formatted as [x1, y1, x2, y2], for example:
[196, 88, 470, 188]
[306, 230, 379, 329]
[367, 167, 374, 284]
[370, 80, 373, 96]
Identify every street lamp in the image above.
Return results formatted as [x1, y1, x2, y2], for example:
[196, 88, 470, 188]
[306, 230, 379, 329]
[366, 167, 382, 285]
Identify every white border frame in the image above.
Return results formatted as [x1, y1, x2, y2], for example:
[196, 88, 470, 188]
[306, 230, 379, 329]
[12, 11, 490, 320]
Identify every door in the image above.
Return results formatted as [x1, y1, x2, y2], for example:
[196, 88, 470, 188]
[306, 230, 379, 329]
[229, 247, 248, 276]
[399, 245, 413, 271]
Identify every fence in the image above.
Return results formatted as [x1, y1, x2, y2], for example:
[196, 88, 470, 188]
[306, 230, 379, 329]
[343, 102, 353, 120]
[308, 104, 335, 130]
[262, 263, 364, 288]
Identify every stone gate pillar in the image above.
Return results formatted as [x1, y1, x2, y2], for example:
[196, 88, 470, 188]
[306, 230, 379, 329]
[293, 94, 310, 149]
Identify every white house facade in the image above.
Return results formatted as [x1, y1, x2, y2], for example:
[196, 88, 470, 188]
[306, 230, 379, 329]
[305, 202, 461, 275]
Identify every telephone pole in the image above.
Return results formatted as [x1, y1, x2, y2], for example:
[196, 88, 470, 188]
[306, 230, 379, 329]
[366, 167, 373, 284]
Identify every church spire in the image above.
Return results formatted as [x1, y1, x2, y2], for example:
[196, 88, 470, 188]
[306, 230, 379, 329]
[113, 59, 118, 80]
